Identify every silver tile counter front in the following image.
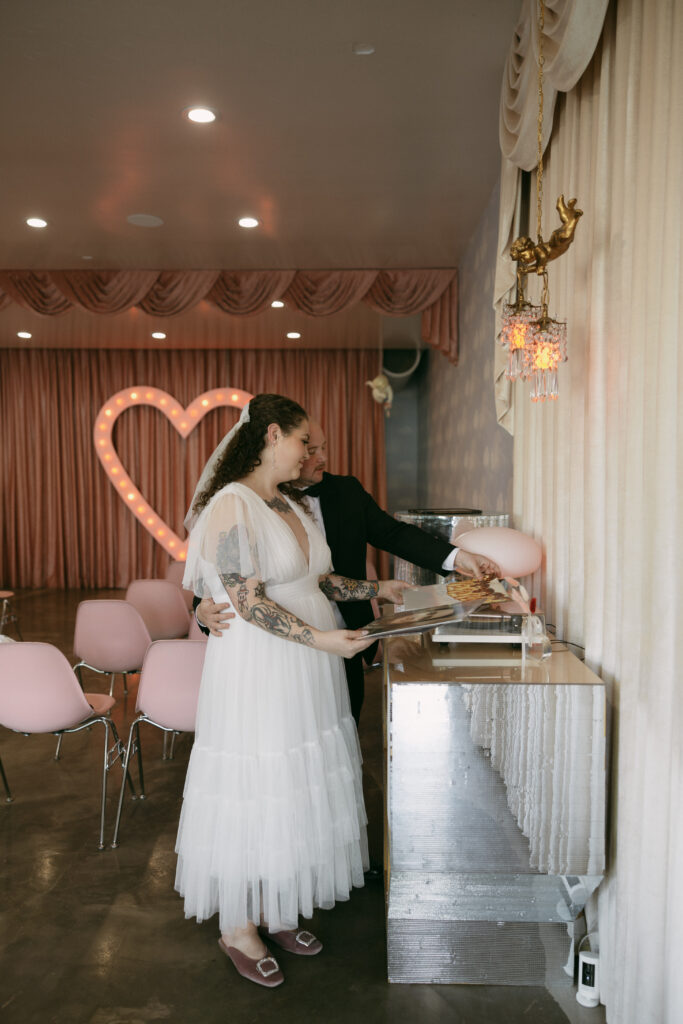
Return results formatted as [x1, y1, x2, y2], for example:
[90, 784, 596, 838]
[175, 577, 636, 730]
[383, 636, 606, 985]
[392, 510, 510, 586]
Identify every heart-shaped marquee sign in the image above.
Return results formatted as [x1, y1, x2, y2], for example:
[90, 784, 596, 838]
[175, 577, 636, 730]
[94, 386, 252, 559]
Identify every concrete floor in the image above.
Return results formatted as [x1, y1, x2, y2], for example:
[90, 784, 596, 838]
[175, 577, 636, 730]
[0, 590, 606, 1024]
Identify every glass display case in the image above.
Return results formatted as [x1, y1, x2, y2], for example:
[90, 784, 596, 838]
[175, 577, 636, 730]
[383, 636, 606, 985]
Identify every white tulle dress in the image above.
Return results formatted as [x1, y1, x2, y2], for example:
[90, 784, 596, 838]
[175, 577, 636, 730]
[175, 482, 368, 932]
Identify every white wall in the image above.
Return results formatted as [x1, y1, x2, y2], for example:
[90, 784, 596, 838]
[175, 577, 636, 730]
[419, 184, 513, 514]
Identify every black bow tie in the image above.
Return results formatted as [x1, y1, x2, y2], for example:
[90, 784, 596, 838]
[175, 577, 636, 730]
[304, 482, 324, 497]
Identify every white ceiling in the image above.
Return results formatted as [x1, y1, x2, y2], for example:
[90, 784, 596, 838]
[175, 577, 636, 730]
[0, 0, 519, 348]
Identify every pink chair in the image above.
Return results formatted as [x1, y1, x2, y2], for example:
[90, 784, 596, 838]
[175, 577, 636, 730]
[111, 639, 206, 848]
[125, 580, 191, 641]
[73, 600, 152, 696]
[0, 642, 129, 849]
[165, 560, 195, 611]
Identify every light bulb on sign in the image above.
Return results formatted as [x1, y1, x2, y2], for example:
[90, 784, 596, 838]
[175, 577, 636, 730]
[93, 385, 253, 558]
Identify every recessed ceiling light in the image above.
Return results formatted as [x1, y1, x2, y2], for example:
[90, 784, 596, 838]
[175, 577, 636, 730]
[286, 332, 301, 340]
[81, 255, 93, 261]
[186, 107, 217, 123]
[238, 217, 259, 229]
[17, 331, 32, 339]
[126, 213, 164, 228]
[271, 300, 284, 308]
[151, 332, 167, 340]
[352, 42, 375, 55]
[26, 217, 48, 228]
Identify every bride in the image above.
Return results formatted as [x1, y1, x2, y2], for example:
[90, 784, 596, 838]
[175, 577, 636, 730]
[176, 393, 405, 988]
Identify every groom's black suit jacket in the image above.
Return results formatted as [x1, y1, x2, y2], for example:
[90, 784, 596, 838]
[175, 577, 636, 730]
[312, 471, 454, 630]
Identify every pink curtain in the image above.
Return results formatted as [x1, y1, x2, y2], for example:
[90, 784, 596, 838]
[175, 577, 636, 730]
[0, 348, 386, 588]
[0, 268, 458, 362]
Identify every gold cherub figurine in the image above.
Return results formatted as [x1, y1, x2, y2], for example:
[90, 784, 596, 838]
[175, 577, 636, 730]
[510, 194, 583, 294]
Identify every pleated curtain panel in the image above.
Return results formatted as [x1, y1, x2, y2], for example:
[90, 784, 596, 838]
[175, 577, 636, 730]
[0, 348, 387, 589]
[493, 1, 683, 1021]
[0, 268, 459, 362]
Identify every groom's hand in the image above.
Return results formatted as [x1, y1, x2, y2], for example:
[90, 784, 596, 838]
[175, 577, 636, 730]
[454, 550, 500, 578]
[197, 597, 235, 637]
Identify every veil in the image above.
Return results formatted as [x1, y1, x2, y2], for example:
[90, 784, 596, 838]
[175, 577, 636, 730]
[183, 402, 251, 532]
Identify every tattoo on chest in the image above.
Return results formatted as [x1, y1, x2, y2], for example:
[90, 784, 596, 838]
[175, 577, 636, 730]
[265, 495, 290, 514]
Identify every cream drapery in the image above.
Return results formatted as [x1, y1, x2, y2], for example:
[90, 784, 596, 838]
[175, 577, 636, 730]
[502, 1, 683, 1020]
[494, 0, 609, 431]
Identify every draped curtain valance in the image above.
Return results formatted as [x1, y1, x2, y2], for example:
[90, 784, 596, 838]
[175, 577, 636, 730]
[494, 0, 609, 430]
[0, 267, 459, 363]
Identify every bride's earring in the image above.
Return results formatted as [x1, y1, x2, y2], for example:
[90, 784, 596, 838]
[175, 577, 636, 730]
[270, 435, 279, 469]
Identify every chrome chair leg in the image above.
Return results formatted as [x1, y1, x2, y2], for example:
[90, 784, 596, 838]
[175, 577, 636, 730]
[111, 716, 145, 849]
[123, 672, 128, 695]
[54, 734, 64, 760]
[0, 754, 13, 803]
[109, 672, 116, 697]
[168, 731, 178, 760]
[135, 721, 146, 798]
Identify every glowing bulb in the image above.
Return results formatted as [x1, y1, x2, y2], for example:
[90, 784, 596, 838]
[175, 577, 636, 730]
[231, 393, 238, 401]
[130, 392, 138, 400]
[127, 493, 135, 500]
[186, 107, 216, 123]
[238, 217, 259, 228]
[271, 300, 284, 309]
[201, 399, 210, 407]
[26, 217, 47, 228]
[111, 468, 119, 475]
[146, 517, 154, 525]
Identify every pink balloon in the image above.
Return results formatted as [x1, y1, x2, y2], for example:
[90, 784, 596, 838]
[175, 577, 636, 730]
[456, 527, 542, 577]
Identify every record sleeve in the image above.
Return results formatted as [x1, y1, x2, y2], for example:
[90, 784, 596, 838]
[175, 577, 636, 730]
[361, 600, 484, 639]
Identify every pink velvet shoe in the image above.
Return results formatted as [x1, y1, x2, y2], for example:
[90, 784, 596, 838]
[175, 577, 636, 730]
[217, 937, 284, 987]
[260, 928, 323, 956]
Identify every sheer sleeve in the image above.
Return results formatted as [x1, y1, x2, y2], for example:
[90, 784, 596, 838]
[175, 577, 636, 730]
[183, 489, 262, 601]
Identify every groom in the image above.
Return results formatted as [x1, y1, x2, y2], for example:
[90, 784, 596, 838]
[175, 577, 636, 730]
[195, 421, 496, 722]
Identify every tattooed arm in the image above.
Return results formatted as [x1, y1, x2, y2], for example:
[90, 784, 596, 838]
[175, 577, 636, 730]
[318, 574, 380, 601]
[318, 574, 409, 605]
[214, 525, 373, 656]
[218, 571, 316, 646]
[218, 571, 374, 657]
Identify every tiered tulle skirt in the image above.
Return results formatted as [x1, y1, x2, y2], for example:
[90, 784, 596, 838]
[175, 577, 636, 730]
[175, 584, 368, 932]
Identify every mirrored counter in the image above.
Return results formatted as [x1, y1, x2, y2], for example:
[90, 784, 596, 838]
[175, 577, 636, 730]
[383, 637, 606, 985]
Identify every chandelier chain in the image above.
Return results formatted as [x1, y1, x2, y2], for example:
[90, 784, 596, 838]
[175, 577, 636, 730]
[536, 0, 545, 243]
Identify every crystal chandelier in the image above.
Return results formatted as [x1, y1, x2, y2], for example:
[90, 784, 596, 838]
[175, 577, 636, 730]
[500, 0, 581, 402]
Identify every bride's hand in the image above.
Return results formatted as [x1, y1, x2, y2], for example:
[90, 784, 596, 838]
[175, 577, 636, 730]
[315, 629, 374, 658]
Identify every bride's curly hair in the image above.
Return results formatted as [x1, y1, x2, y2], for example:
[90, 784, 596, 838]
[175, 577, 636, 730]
[193, 393, 310, 515]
